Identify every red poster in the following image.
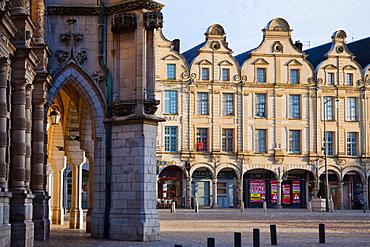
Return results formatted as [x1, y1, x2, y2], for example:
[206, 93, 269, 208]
[282, 184, 291, 204]
[292, 180, 301, 204]
[270, 180, 277, 203]
[250, 180, 266, 203]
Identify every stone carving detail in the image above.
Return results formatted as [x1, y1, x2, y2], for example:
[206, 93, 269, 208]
[12, 0, 30, 13]
[47, 6, 100, 16]
[112, 101, 136, 116]
[317, 78, 323, 85]
[92, 70, 105, 84]
[241, 75, 247, 83]
[75, 50, 87, 65]
[336, 159, 346, 166]
[274, 157, 284, 165]
[308, 77, 314, 84]
[111, 13, 136, 33]
[55, 50, 70, 65]
[181, 71, 196, 80]
[144, 99, 160, 115]
[211, 154, 220, 163]
[143, 11, 163, 30]
[272, 41, 283, 53]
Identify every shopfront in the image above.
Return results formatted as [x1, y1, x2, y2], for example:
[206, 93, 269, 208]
[217, 169, 237, 208]
[343, 171, 364, 209]
[281, 169, 313, 208]
[157, 166, 184, 208]
[244, 169, 276, 208]
[192, 168, 212, 207]
[318, 171, 339, 208]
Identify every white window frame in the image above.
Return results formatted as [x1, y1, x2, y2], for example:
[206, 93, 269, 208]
[289, 95, 300, 119]
[289, 130, 301, 154]
[347, 132, 357, 157]
[255, 129, 267, 153]
[346, 97, 357, 121]
[164, 90, 178, 114]
[222, 93, 233, 116]
[164, 126, 178, 152]
[222, 129, 233, 152]
[255, 94, 266, 117]
[196, 92, 208, 115]
[166, 64, 176, 80]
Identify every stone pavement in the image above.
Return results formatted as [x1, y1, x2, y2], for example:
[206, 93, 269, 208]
[35, 208, 370, 247]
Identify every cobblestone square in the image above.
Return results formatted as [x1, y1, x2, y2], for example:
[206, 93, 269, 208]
[35, 208, 370, 247]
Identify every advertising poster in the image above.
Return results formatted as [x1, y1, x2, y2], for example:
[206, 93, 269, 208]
[270, 180, 277, 203]
[282, 184, 291, 204]
[250, 179, 266, 203]
[292, 180, 301, 204]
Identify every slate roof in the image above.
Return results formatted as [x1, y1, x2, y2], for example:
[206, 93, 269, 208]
[234, 48, 255, 66]
[181, 41, 206, 65]
[304, 42, 331, 70]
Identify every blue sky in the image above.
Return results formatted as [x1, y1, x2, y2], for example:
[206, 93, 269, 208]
[159, 0, 369, 55]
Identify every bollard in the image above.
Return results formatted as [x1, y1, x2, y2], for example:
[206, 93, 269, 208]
[308, 201, 312, 212]
[319, 223, 325, 243]
[263, 201, 267, 212]
[174, 245, 182, 247]
[171, 201, 176, 213]
[363, 204, 366, 213]
[270, 224, 277, 245]
[234, 232, 241, 247]
[207, 237, 215, 247]
[195, 201, 199, 213]
[240, 202, 244, 212]
[253, 228, 260, 247]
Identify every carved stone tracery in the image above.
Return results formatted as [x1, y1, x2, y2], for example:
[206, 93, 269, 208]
[143, 11, 163, 30]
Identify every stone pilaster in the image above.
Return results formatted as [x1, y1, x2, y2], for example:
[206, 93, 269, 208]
[211, 178, 218, 208]
[275, 179, 283, 208]
[25, 84, 33, 192]
[68, 161, 83, 229]
[237, 179, 243, 207]
[186, 177, 192, 208]
[339, 181, 344, 209]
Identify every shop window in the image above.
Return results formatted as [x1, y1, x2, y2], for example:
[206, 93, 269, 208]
[222, 93, 233, 116]
[196, 92, 208, 115]
[164, 90, 178, 114]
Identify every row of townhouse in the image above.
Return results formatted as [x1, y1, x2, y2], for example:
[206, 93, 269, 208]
[154, 18, 370, 210]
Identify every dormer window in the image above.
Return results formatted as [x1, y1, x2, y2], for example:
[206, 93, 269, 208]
[222, 68, 230, 81]
[327, 73, 334, 85]
[202, 68, 210, 80]
[166, 64, 176, 80]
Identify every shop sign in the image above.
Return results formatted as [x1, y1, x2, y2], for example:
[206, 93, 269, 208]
[157, 161, 174, 166]
[250, 179, 266, 203]
[271, 180, 277, 203]
[292, 180, 301, 204]
[282, 184, 291, 204]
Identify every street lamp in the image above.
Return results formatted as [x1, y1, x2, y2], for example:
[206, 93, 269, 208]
[323, 96, 338, 212]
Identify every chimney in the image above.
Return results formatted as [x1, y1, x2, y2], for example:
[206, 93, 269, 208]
[172, 39, 180, 52]
[294, 40, 303, 51]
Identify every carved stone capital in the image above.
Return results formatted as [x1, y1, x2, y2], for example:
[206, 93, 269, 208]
[144, 99, 160, 115]
[111, 13, 136, 33]
[112, 100, 136, 116]
[143, 11, 163, 30]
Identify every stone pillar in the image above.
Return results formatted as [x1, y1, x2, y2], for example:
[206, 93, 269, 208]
[10, 82, 35, 247]
[275, 179, 283, 208]
[0, 59, 11, 247]
[108, 119, 161, 241]
[30, 0, 45, 44]
[51, 169, 64, 225]
[211, 178, 218, 208]
[237, 179, 243, 207]
[314, 179, 319, 198]
[186, 177, 192, 209]
[69, 162, 83, 229]
[339, 181, 344, 209]
[25, 85, 32, 192]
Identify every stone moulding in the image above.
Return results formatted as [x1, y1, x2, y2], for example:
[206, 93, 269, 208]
[111, 13, 136, 33]
[47, 1, 164, 16]
[143, 11, 163, 29]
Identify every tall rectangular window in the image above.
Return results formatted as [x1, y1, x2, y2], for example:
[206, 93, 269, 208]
[222, 93, 233, 116]
[196, 128, 208, 152]
[164, 90, 178, 114]
[222, 129, 233, 152]
[324, 96, 334, 121]
[290, 69, 299, 84]
[166, 64, 176, 80]
[289, 130, 301, 154]
[202, 68, 209, 80]
[327, 72, 334, 85]
[346, 73, 353, 86]
[347, 132, 357, 157]
[323, 131, 334, 156]
[257, 68, 266, 83]
[255, 94, 266, 117]
[347, 97, 357, 121]
[222, 68, 230, 81]
[164, 126, 177, 152]
[289, 95, 300, 119]
[255, 129, 267, 153]
[196, 92, 208, 115]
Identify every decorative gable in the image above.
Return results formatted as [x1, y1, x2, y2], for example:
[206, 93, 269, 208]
[286, 59, 302, 66]
[252, 58, 269, 65]
[197, 59, 212, 65]
[343, 65, 357, 70]
[218, 60, 233, 66]
[162, 54, 180, 61]
[324, 64, 337, 70]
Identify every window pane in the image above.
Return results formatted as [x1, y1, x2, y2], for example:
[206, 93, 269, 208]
[290, 69, 299, 84]
[167, 64, 176, 79]
[222, 129, 233, 152]
[347, 132, 357, 157]
[196, 93, 208, 115]
[346, 73, 353, 86]
[289, 130, 300, 153]
[324, 96, 334, 120]
[327, 73, 334, 85]
[257, 68, 266, 83]
[289, 95, 300, 119]
[164, 126, 177, 152]
[347, 97, 357, 121]
[196, 128, 208, 152]
[222, 93, 233, 116]
[222, 68, 229, 81]
[323, 131, 334, 156]
[255, 129, 267, 153]
[202, 68, 209, 80]
[164, 91, 178, 114]
[255, 94, 266, 117]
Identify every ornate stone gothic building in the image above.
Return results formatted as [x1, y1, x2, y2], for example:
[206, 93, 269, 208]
[0, 0, 164, 246]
